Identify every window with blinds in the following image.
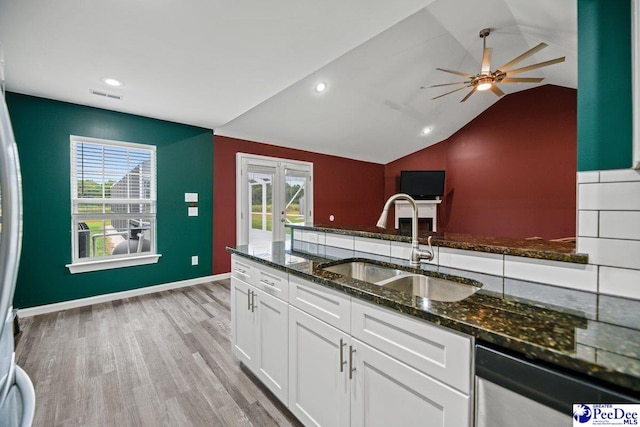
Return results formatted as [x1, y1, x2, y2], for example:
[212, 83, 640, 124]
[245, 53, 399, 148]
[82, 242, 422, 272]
[69, 135, 157, 267]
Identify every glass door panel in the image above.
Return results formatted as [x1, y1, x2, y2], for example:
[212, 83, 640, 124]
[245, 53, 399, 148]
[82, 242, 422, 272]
[284, 169, 311, 237]
[248, 169, 275, 245]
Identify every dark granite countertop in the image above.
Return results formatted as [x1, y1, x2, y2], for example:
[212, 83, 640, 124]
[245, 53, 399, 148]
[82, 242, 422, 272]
[289, 223, 588, 264]
[227, 242, 640, 395]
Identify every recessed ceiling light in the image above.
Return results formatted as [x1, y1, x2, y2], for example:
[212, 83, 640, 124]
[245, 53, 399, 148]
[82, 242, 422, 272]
[314, 81, 327, 93]
[101, 77, 124, 87]
[421, 127, 432, 136]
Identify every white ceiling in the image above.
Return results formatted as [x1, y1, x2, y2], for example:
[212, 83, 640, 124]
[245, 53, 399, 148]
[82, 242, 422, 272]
[0, 0, 576, 164]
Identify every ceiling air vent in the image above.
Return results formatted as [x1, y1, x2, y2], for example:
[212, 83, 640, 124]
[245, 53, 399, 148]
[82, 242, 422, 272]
[89, 89, 122, 100]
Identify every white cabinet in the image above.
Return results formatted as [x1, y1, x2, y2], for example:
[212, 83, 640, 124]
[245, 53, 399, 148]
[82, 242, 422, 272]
[254, 287, 288, 402]
[351, 299, 472, 394]
[350, 338, 470, 427]
[230, 256, 289, 403]
[231, 254, 474, 427]
[288, 306, 350, 427]
[231, 277, 256, 366]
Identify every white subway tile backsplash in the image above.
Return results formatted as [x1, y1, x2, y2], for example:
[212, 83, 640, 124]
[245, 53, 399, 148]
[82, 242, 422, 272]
[390, 241, 411, 260]
[354, 237, 391, 257]
[578, 182, 640, 211]
[598, 168, 640, 183]
[578, 237, 640, 270]
[578, 210, 599, 237]
[438, 248, 503, 276]
[292, 229, 303, 241]
[504, 256, 597, 292]
[301, 230, 325, 246]
[325, 234, 354, 251]
[599, 266, 640, 299]
[577, 171, 600, 183]
[599, 211, 640, 240]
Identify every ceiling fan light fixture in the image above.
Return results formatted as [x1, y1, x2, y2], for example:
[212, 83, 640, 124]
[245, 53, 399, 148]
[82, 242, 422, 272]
[476, 78, 492, 91]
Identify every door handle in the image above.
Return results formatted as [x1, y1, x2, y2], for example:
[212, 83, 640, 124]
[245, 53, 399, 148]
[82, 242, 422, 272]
[247, 289, 251, 311]
[339, 339, 347, 373]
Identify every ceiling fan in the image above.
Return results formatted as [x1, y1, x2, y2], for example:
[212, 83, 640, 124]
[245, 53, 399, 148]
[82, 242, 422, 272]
[424, 28, 565, 102]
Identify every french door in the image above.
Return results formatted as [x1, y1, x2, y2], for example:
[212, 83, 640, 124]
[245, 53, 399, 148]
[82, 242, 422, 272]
[236, 153, 313, 246]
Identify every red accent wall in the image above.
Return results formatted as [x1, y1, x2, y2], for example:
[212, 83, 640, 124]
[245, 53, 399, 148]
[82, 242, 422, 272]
[213, 136, 385, 274]
[385, 85, 577, 240]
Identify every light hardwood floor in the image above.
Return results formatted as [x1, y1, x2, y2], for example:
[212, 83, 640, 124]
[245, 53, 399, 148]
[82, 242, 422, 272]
[15, 279, 302, 427]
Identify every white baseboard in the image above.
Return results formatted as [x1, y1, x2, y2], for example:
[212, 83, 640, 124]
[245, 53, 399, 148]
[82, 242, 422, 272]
[17, 273, 232, 318]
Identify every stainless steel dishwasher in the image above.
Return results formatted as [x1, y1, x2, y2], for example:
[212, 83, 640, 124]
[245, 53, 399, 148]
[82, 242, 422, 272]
[475, 344, 637, 427]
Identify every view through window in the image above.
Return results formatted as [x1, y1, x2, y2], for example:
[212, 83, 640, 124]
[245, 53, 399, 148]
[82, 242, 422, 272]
[70, 136, 157, 264]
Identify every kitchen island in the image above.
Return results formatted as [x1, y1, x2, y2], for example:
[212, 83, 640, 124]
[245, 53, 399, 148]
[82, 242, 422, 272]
[227, 241, 639, 394]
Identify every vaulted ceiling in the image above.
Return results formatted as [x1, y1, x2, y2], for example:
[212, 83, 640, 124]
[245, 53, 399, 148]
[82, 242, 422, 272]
[0, 0, 576, 164]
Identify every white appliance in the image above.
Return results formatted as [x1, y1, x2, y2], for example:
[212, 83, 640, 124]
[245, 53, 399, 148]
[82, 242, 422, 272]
[0, 67, 36, 426]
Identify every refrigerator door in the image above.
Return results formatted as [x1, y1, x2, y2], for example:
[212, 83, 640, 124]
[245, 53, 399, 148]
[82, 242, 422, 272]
[0, 90, 23, 340]
[0, 73, 34, 426]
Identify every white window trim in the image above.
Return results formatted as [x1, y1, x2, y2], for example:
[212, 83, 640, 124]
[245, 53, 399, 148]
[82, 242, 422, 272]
[66, 254, 162, 274]
[68, 135, 160, 273]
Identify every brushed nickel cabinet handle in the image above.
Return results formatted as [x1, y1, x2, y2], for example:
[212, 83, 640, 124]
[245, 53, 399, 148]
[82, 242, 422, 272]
[349, 345, 356, 380]
[339, 339, 347, 372]
[259, 279, 277, 288]
[251, 291, 256, 312]
[247, 289, 251, 311]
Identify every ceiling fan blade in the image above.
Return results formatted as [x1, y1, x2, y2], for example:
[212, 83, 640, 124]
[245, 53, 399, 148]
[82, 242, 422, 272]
[436, 67, 475, 78]
[481, 48, 492, 74]
[496, 42, 548, 72]
[460, 87, 477, 103]
[432, 85, 471, 100]
[490, 85, 505, 97]
[505, 57, 566, 76]
[422, 81, 469, 89]
[500, 77, 544, 83]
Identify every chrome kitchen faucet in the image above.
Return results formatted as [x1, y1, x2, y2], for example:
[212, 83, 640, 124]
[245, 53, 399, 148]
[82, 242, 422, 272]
[376, 193, 434, 268]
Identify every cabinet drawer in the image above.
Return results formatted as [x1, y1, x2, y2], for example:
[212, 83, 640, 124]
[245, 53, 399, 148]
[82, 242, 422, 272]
[351, 299, 472, 394]
[289, 277, 351, 332]
[255, 266, 289, 301]
[231, 256, 254, 283]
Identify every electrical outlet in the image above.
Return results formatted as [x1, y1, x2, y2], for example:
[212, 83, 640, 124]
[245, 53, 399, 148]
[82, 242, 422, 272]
[191, 256, 198, 266]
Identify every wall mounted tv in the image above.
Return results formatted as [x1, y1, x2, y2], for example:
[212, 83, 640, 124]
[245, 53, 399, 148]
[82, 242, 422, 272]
[399, 170, 446, 200]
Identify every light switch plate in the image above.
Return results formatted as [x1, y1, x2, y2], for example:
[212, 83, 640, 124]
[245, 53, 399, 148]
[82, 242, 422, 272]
[191, 256, 199, 266]
[185, 192, 198, 202]
[188, 206, 198, 217]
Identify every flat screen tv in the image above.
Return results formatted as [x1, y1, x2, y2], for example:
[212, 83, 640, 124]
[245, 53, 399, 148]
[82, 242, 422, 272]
[399, 170, 446, 200]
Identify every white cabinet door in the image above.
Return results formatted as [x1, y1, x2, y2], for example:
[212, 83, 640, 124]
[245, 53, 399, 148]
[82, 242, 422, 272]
[231, 277, 256, 366]
[289, 306, 350, 427]
[255, 289, 289, 403]
[350, 339, 471, 427]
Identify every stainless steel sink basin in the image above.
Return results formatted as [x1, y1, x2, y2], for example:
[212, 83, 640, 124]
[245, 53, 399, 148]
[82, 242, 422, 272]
[380, 274, 481, 302]
[319, 259, 482, 302]
[321, 261, 405, 283]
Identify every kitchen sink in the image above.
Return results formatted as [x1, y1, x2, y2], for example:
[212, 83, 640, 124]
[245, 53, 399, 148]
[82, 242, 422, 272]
[379, 274, 481, 302]
[319, 259, 482, 302]
[320, 261, 405, 283]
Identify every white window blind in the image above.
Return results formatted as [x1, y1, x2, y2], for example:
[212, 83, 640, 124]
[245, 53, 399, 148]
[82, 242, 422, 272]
[69, 135, 157, 268]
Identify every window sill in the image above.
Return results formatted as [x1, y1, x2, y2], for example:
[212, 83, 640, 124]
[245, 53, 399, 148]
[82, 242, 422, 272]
[66, 254, 162, 274]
